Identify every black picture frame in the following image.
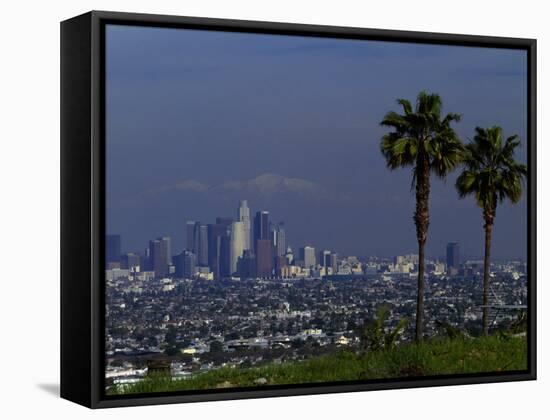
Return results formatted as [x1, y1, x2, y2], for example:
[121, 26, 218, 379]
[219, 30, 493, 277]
[60, 10, 537, 409]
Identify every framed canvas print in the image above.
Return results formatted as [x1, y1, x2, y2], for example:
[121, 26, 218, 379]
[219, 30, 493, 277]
[60, 11, 536, 408]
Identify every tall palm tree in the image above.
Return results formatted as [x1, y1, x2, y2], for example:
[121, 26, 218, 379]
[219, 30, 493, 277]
[380, 91, 463, 342]
[456, 126, 526, 335]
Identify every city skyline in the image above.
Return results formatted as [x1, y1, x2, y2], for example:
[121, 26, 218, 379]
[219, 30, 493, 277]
[106, 198, 524, 283]
[107, 197, 525, 262]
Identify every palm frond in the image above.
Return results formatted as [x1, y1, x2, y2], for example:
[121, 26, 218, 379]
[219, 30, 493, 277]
[379, 91, 462, 180]
[455, 125, 527, 211]
[380, 110, 409, 131]
[397, 98, 413, 115]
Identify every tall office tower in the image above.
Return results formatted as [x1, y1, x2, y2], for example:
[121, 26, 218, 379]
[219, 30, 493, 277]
[208, 223, 230, 279]
[183, 251, 198, 278]
[230, 221, 246, 275]
[446, 242, 460, 269]
[122, 252, 140, 270]
[143, 247, 151, 271]
[253, 211, 269, 251]
[197, 224, 209, 266]
[106, 234, 121, 267]
[299, 246, 316, 268]
[271, 222, 286, 257]
[160, 236, 171, 266]
[329, 253, 338, 273]
[319, 249, 331, 268]
[237, 250, 256, 278]
[174, 250, 198, 278]
[238, 200, 251, 251]
[149, 238, 169, 277]
[186, 221, 196, 251]
[256, 239, 273, 277]
[212, 217, 233, 279]
[192, 222, 201, 255]
[172, 251, 184, 278]
[219, 235, 231, 278]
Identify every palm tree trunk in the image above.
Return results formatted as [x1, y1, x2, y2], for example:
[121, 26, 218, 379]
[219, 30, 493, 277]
[482, 210, 494, 336]
[416, 238, 426, 342]
[414, 157, 430, 342]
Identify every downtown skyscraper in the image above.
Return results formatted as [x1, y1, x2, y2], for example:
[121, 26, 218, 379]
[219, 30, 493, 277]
[300, 246, 316, 269]
[185, 221, 196, 251]
[253, 211, 270, 250]
[149, 237, 170, 277]
[230, 221, 246, 275]
[446, 242, 460, 269]
[238, 200, 251, 251]
[256, 239, 272, 277]
[186, 221, 210, 268]
[207, 222, 230, 279]
[253, 211, 271, 276]
[106, 234, 121, 268]
[272, 222, 286, 257]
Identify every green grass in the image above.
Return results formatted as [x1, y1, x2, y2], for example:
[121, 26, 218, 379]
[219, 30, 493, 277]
[107, 335, 527, 395]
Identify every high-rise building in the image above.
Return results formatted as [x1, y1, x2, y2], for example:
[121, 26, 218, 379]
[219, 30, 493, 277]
[186, 221, 196, 251]
[208, 223, 230, 279]
[184, 251, 198, 278]
[446, 242, 460, 269]
[161, 236, 171, 266]
[192, 222, 200, 254]
[143, 246, 151, 271]
[197, 224, 209, 266]
[149, 238, 169, 277]
[106, 234, 121, 266]
[161, 237, 171, 266]
[238, 200, 251, 251]
[319, 249, 331, 268]
[253, 211, 269, 251]
[219, 235, 231, 278]
[173, 251, 184, 278]
[191, 221, 209, 261]
[256, 239, 273, 277]
[271, 222, 286, 257]
[237, 250, 256, 278]
[122, 252, 140, 270]
[174, 250, 197, 278]
[329, 253, 338, 274]
[300, 246, 316, 268]
[230, 221, 246, 275]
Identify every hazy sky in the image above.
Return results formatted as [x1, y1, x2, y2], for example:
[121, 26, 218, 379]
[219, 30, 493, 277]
[105, 24, 528, 260]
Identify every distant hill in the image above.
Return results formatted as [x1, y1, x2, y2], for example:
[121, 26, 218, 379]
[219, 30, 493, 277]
[144, 173, 333, 199]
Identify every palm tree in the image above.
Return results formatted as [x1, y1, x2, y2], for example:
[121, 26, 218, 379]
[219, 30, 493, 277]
[456, 126, 526, 335]
[380, 91, 463, 342]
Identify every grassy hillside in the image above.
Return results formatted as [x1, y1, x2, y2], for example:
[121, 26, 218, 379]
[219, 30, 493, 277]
[108, 335, 527, 395]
